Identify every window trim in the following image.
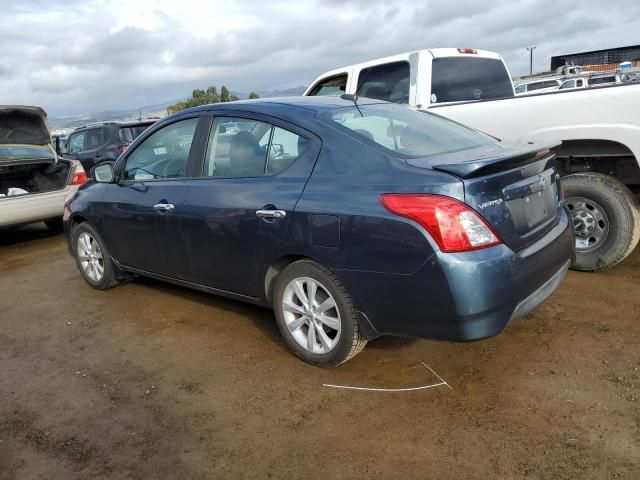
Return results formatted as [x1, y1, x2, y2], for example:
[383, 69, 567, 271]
[198, 112, 315, 180]
[115, 114, 203, 184]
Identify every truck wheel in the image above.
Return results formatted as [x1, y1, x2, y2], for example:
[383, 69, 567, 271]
[273, 259, 367, 367]
[563, 173, 640, 271]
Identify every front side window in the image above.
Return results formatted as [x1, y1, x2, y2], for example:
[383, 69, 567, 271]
[515, 84, 527, 94]
[431, 57, 513, 103]
[356, 61, 410, 103]
[308, 74, 347, 97]
[123, 117, 198, 181]
[67, 132, 85, 154]
[321, 104, 493, 157]
[560, 80, 575, 89]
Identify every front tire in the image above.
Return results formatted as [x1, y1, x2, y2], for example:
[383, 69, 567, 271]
[563, 173, 640, 271]
[273, 260, 367, 367]
[71, 222, 119, 289]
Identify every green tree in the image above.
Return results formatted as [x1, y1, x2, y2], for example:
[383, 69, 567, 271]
[248, 91, 260, 99]
[220, 86, 230, 103]
[167, 83, 246, 114]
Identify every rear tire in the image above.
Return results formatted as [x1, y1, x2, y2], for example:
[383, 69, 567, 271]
[563, 173, 640, 271]
[71, 222, 119, 290]
[273, 260, 367, 367]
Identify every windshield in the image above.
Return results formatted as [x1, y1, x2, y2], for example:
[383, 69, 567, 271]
[320, 103, 494, 157]
[431, 57, 514, 103]
[0, 145, 54, 160]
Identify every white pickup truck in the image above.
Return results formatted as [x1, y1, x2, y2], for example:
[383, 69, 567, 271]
[304, 48, 640, 271]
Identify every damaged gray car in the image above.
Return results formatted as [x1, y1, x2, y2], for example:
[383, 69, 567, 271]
[0, 106, 86, 229]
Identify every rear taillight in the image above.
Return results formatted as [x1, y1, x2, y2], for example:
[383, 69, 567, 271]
[69, 169, 87, 186]
[118, 144, 129, 155]
[380, 194, 501, 253]
[457, 48, 478, 54]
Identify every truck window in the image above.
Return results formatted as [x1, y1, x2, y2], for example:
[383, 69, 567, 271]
[560, 80, 575, 89]
[308, 74, 348, 96]
[527, 80, 559, 91]
[590, 76, 615, 85]
[356, 61, 410, 104]
[431, 57, 513, 103]
[515, 84, 527, 94]
[576, 79, 584, 87]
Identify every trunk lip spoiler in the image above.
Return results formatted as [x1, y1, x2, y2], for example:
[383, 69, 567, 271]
[428, 142, 561, 179]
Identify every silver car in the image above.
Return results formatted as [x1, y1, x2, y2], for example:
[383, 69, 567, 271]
[0, 106, 86, 229]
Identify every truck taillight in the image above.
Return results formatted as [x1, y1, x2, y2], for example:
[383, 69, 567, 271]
[380, 194, 502, 253]
[70, 170, 87, 186]
[457, 48, 478, 54]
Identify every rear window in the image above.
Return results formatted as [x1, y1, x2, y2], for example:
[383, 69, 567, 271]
[320, 103, 493, 157]
[356, 61, 410, 103]
[118, 125, 153, 144]
[527, 80, 559, 91]
[308, 74, 348, 97]
[431, 57, 514, 103]
[590, 76, 616, 85]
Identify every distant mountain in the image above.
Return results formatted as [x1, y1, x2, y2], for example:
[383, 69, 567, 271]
[49, 86, 308, 132]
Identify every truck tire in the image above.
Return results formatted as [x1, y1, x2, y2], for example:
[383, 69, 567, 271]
[563, 173, 640, 271]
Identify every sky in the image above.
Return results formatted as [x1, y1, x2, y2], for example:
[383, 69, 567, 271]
[1, 0, 639, 116]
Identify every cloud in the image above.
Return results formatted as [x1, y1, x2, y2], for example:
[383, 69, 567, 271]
[0, 0, 638, 116]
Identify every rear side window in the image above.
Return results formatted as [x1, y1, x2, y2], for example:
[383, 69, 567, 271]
[85, 128, 104, 149]
[515, 84, 527, 94]
[204, 118, 310, 177]
[356, 61, 410, 103]
[322, 103, 493, 157]
[431, 57, 513, 103]
[119, 125, 152, 144]
[308, 74, 347, 96]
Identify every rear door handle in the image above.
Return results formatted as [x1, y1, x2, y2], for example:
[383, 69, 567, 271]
[256, 209, 286, 219]
[154, 203, 175, 212]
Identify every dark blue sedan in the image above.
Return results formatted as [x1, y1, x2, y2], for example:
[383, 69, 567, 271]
[64, 96, 574, 366]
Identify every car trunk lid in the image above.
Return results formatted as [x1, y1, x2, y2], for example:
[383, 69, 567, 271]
[406, 142, 563, 252]
[0, 106, 54, 166]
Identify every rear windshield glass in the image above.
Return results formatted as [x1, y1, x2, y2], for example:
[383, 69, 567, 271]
[320, 103, 493, 157]
[118, 125, 152, 143]
[0, 145, 54, 160]
[431, 57, 514, 103]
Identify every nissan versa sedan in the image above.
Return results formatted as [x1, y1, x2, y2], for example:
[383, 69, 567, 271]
[64, 96, 574, 366]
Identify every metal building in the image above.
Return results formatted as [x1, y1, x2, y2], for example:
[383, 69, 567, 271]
[551, 45, 640, 70]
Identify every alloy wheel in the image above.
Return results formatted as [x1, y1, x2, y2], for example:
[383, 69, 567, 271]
[281, 276, 341, 354]
[77, 232, 105, 282]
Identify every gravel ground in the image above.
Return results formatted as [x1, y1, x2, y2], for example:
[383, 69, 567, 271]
[1, 223, 639, 479]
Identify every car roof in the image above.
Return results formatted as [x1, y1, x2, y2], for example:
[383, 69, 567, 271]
[181, 96, 388, 116]
[74, 120, 157, 131]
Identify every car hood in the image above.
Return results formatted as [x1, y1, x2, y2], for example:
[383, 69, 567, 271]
[0, 105, 51, 147]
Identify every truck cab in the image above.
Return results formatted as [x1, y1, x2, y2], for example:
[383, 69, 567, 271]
[305, 48, 515, 107]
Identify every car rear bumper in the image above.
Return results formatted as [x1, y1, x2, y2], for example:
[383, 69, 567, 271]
[339, 207, 575, 341]
[0, 187, 74, 228]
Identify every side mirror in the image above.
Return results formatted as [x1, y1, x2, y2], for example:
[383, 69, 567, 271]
[93, 163, 115, 183]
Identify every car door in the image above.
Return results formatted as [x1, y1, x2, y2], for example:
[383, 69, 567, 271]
[100, 115, 204, 279]
[181, 114, 320, 297]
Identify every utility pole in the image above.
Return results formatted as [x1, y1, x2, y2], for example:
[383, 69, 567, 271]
[526, 46, 537, 76]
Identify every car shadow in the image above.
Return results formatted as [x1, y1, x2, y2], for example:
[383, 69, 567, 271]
[0, 223, 60, 247]
[133, 276, 286, 348]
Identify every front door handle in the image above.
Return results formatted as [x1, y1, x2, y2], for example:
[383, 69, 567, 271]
[256, 209, 286, 219]
[154, 203, 175, 212]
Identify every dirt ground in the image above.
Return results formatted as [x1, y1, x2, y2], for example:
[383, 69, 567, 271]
[0, 224, 638, 480]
